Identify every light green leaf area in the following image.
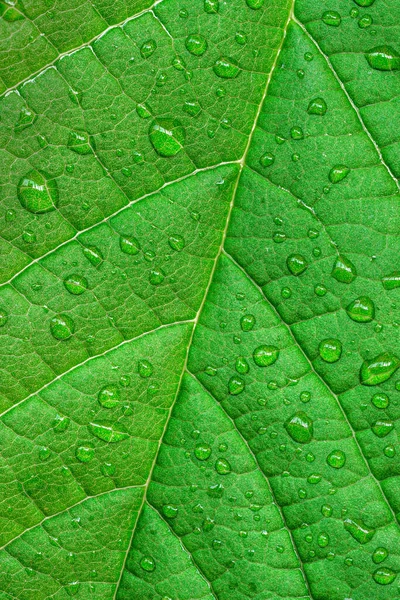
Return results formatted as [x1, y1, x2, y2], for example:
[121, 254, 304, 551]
[0, 0, 400, 598]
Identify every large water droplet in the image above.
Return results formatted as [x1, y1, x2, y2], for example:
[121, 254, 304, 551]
[98, 385, 120, 408]
[213, 57, 241, 79]
[195, 443, 211, 460]
[371, 393, 389, 409]
[149, 119, 185, 157]
[307, 97, 327, 115]
[138, 359, 153, 378]
[326, 450, 346, 469]
[185, 34, 208, 56]
[140, 556, 156, 571]
[228, 375, 245, 395]
[168, 234, 185, 251]
[373, 567, 396, 585]
[162, 504, 178, 518]
[344, 518, 375, 544]
[83, 245, 103, 267]
[353, 0, 374, 5]
[15, 106, 36, 132]
[88, 421, 129, 443]
[373, 547, 388, 564]
[287, 254, 308, 276]
[382, 272, 400, 290]
[329, 165, 350, 184]
[215, 458, 231, 474]
[235, 356, 249, 374]
[371, 419, 394, 438]
[253, 345, 279, 367]
[68, 131, 92, 155]
[322, 11, 341, 26]
[366, 46, 400, 71]
[120, 236, 140, 255]
[75, 445, 94, 463]
[140, 39, 157, 59]
[319, 339, 342, 363]
[285, 412, 313, 444]
[50, 314, 75, 340]
[18, 170, 58, 214]
[331, 255, 357, 283]
[240, 314, 255, 331]
[360, 352, 400, 386]
[64, 275, 88, 295]
[346, 296, 375, 323]
[246, 0, 264, 9]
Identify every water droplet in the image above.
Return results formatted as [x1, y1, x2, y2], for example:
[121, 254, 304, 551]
[331, 255, 357, 283]
[366, 46, 400, 71]
[382, 272, 400, 290]
[319, 339, 342, 363]
[326, 450, 346, 469]
[213, 57, 241, 79]
[215, 457, 231, 474]
[329, 165, 350, 184]
[204, 0, 219, 12]
[373, 567, 396, 585]
[140, 39, 156, 59]
[52, 414, 70, 432]
[240, 314, 255, 331]
[39, 446, 51, 461]
[65, 582, 80, 597]
[318, 532, 329, 547]
[138, 359, 153, 378]
[246, 0, 264, 9]
[63, 274, 88, 295]
[15, 106, 36, 131]
[98, 385, 120, 408]
[75, 445, 94, 463]
[88, 421, 129, 443]
[300, 391, 311, 403]
[343, 518, 375, 544]
[371, 419, 394, 438]
[235, 31, 247, 45]
[228, 376, 245, 395]
[101, 463, 116, 477]
[185, 34, 208, 56]
[322, 11, 341, 27]
[307, 97, 327, 115]
[373, 547, 388, 564]
[120, 235, 140, 255]
[281, 287, 292, 298]
[140, 556, 156, 571]
[0, 311, 8, 327]
[162, 504, 178, 518]
[259, 152, 275, 167]
[285, 412, 313, 444]
[83, 245, 103, 267]
[18, 170, 58, 214]
[353, 0, 374, 5]
[149, 119, 185, 157]
[287, 254, 308, 276]
[68, 131, 92, 155]
[346, 296, 375, 323]
[50, 314, 74, 340]
[384, 445, 395, 458]
[358, 15, 372, 28]
[149, 269, 165, 285]
[168, 234, 185, 251]
[183, 101, 201, 116]
[291, 126, 304, 140]
[253, 345, 279, 367]
[235, 356, 249, 374]
[314, 284, 327, 297]
[321, 504, 333, 517]
[360, 352, 400, 386]
[195, 443, 211, 460]
[371, 393, 389, 409]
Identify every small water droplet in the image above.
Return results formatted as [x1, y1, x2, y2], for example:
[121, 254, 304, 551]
[326, 450, 346, 469]
[215, 457, 231, 474]
[373, 547, 388, 564]
[68, 131, 92, 154]
[322, 10, 341, 27]
[195, 443, 211, 460]
[366, 46, 400, 71]
[18, 170, 58, 214]
[291, 126, 304, 140]
[64, 274, 88, 295]
[75, 445, 94, 463]
[185, 34, 208, 56]
[319, 339, 342, 363]
[140, 556, 156, 571]
[240, 314, 255, 331]
[235, 356, 249, 374]
[88, 421, 129, 443]
[329, 165, 350, 183]
[120, 235, 140, 255]
[259, 152, 275, 167]
[373, 567, 396, 585]
[359, 15, 372, 28]
[168, 234, 185, 251]
[343, 518, 375, 544]
[149, 119, 185, 157]
[371, 393, 389, 409]
[346, 296, 375, 323]
[15, 106, 37, 131]
[285, 412, 313, 444]
[287, 254, 308, 276]
[382, 272, 400, 290]
[98, 385, 120, 408]
[246, 0, 264, 9]
[228, 376, 245, 395]
[83, 245, 103, 267]
[138, 359, 153, 378]
[307, 97, 327, 115]
[140, 39, 157, 59]
[149, 268, 165, 285]
[204, 0, 219, 12]
[331, 255, 357, 283]
[371, 419, 394, 438]
[213, 57, 241, 79]
[162, 504, 178, 518]
[50, 314, 75, 340]
[183, 100, 201, 116]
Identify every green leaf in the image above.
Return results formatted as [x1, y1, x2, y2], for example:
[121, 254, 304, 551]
[1, 0, 400, 598]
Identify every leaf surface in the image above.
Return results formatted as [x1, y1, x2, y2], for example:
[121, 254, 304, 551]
[1, 0, 400, 599]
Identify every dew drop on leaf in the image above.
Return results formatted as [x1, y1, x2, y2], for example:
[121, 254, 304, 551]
[101, 463, 116, 476]
[253, 345, 279, 367]
[290, 126, 303, 140]
[213, 57, 241, 79]
[329, 165, 350, 184]
[185, 34, 208, 56]
[343, 518, 375, 544]
[285, 412, 313, 444]
[140, 39, 157, 59]
[371, 393, 389, 409]
[18, 170, 58, 214]
[204, 0, 219, 12]
[149, 119, 185, 157]
[326, 450, 346, 469]
[331, 255, 357, 283]
[168, 234, 185, 251]
[259, 152, 275, 167]
[346, 296, 375, 323]
[88, 421, 129, 443]
[52, 414, 70, 432]
[194, 443, 211, 460]
[366, 46, 400, 71]
[246, 0, 264, 9]
[373, 547, 388, 564]
[228, 375, 245, 395]
[162, 504, 178, 518]
[183, 101, 201, 116]
[307, 97, 327, 115]
[75, 445, 94, 463]
[63, 274, 88, 295]
[240, 314, 255, 331]
[120, 235, 140, 255]
[138, 359, 153, 378]
[358, 15, 372, 28]
[140, 556, 156, 572]
[68, 131, 92, 155]
[382, 272, 400, 290]
[322, 11, 341, 26]
[149, 268, 165, 285]
[98, 385, 120, 408]
[371, 419, 394, 438]
[317, 532, 329, 547]
[353, 0, 374, 5]
[287, 254, 308, 276]
[360, 352, 400, 386]
[50, 314, 75, 340]
[215, 457, 231, 474]
[235, 356, 249, 374]
[373, 567, 397, 585]
[319, 339, 342, 363]
[83, 245, 103, 267]
[15, 106, 36, 131]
